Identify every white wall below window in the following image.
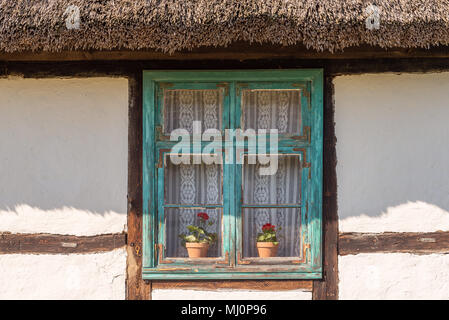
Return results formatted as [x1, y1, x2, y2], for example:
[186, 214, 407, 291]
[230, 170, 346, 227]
[339, 253, 449, 300]
[0, 249, 126, 300]
[152, 289, 312, 300]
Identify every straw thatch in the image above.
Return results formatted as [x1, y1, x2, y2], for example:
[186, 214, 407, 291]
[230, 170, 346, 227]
[1, 0, 449, 54]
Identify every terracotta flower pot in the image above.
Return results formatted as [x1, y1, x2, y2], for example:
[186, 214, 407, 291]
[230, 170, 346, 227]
[256, 242, 279, 258]
[186, 242, 209, 258]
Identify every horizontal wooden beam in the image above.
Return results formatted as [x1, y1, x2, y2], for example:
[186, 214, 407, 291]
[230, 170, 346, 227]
[151, 280, 312, 291]
[339, 231, 449, 256]
[2, 44, 449, 62]
[4, 58, 449, 81]
[0, 232, 126, 254]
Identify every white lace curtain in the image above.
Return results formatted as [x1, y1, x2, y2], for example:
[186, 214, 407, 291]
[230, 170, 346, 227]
[242, 90, 302, 134]
[242, 157, 302, 257]
[163, 89, 302, 258]
[163, 89, 223, 134]
[165, 162, 222, 257]
[165, 90, 223, 257]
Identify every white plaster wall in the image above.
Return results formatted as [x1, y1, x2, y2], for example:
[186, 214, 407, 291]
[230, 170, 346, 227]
[335, 73, 449, 300]
[0, 249, 126, 299]
[152, 289, 312, 300]
[335, 73, 449, 233]
[339, 253, 449, 299]
[0, 77, 128, 300]
[0, 77, 128, 235]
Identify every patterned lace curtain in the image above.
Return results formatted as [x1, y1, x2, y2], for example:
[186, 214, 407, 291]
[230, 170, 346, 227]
[242, 156, 302, 257]
[242, 90, 302, 257]
[164, 89, 223, 134]
[164, 89, 302, 258]
[164, 90, 223, 257]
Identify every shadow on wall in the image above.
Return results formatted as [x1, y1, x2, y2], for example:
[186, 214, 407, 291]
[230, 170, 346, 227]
[334, 73, 449, 233]
[0, 77, 128, 235]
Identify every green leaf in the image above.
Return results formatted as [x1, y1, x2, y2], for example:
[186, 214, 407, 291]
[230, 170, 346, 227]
[184, 235, 197, 242]
[187, 225, 198, 232]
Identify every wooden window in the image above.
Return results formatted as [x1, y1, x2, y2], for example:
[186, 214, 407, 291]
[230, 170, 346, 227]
[142, 70, 323, 279]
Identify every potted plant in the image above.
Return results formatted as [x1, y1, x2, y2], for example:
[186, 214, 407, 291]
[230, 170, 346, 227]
[256, 223, 281, 258]
[179, 212, 217, 258]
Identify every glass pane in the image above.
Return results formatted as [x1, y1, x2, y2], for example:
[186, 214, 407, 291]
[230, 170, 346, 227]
[164, 160, 222, 205]
[242, 89, 301, 134]
[242, 155, 301, 205]
[163, 89, 223, 134]
[242, 208, 301, 258]
[165, 208, 222, 258]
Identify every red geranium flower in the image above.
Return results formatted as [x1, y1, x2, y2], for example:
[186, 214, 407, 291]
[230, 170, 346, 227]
[197, 212, 209, 220]
[262, 223, 275, 232]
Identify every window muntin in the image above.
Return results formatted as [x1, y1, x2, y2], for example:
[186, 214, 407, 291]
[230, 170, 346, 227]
[143, 70, 323, 279]
[156, 150, 230, 265]
[236, 150, 309, 266]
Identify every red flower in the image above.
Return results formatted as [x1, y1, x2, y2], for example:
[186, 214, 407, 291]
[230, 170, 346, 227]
[262, 223, 275, 232]
[197, 212, 209, 220]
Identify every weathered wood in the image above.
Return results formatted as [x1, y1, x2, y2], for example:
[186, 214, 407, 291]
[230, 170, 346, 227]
[5, 58, 449, 81]
[152, 280, 313, 291]
[2, 44, 449, 61]
[0, 233, 126, 254]
[312, 75, 339, 300]
[339, 231, 449, 256]
[126, 71, 151, 300]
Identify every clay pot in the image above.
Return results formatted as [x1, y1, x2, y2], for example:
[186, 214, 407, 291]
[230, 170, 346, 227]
[256, 242, 279, 258]
[186, 242, 209, 258]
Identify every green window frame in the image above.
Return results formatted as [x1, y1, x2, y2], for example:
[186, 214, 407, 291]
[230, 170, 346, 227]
[142, 70, 323, 279]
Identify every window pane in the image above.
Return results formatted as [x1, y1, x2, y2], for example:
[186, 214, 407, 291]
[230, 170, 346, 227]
[165, 160, 222, 205]
[163, 89, 223, 134]
[242, 208, 301, 258]
[242, 89, 301, 134]
[165, 208, 222, 258]
[242, 155, 301, 205]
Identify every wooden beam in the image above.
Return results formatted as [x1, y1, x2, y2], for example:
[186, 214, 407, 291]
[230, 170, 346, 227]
[2, 44, 449, 62]
[0, 233, 126, 254]
[5, 58, 449, 82]
[152, 280, 313, 291]
[339, 231, 449, 256]
[312, 75, 339, 300]
[126, 71, 151, 300]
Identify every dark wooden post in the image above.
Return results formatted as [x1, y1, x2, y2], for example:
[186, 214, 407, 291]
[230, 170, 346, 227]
[312, 74, 339, 300]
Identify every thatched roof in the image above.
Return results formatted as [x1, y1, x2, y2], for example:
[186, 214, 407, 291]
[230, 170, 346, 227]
[1, 0, 449, 54]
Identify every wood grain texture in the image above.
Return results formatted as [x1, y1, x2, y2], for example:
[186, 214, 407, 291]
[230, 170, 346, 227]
[312, 75, 339, 300]
[0, 233, 126, 254]
[5, 58, 449, 80]
[152, 280, 312, 291]
[142, 70, 323, 279]
[339, 231, 449, 255]
[126, 71, 151, 300]
[2, 44, 449, 61]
